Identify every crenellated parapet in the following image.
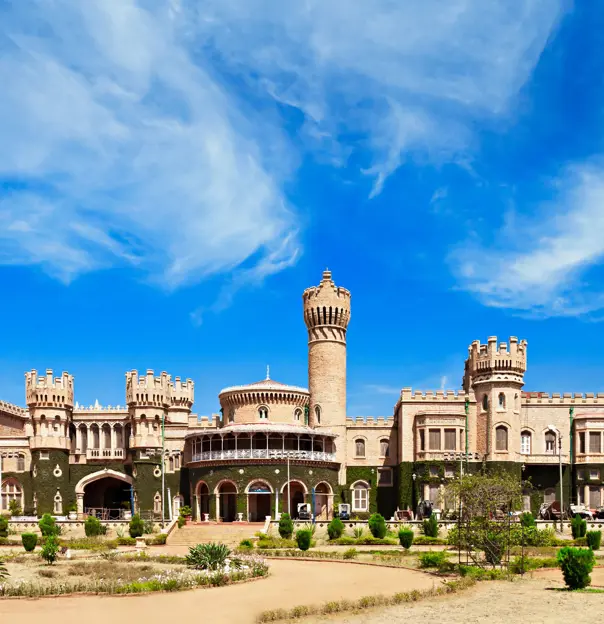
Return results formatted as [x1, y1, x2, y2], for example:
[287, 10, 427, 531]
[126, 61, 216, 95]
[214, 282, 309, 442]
[303, 270, 351, 342]
[125, 370, 172, 407]
[464, 336, 527, 387]
[0, 399, 28, 419]
[170, 377, 195, 409]
[25, 369, 74, 408]
[399, 388, 468, 402]
[522, 391, 604, 404]
[346, 416, 393, 427]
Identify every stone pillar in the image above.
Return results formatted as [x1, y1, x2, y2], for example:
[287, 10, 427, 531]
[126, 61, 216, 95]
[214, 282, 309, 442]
[215, 493, 220, 521]
[76, 427, 82, 453]
[584, 484, 590, 506]
[76, 493, 84, 515]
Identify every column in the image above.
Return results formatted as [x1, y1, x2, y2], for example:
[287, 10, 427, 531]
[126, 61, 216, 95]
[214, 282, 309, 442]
[266, 433, 269, 459]
[584, 484, 590, 507]
[215, 493, 220, 521]
[235, 434, 238, 459]
[76, 493, 84, 515]
[111, 426, 116, 454]
[76, 427, 82, 453]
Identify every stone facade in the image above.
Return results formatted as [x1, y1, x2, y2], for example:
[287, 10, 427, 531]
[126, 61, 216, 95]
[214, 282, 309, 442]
[2, 271, 604, 521]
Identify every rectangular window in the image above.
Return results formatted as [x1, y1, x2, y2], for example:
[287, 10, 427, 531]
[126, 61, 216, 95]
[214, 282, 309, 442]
[428, 429, 441, 451]
[589, 432, 602, 454]
[444, 429, 456, 451]
[444, 465, 454, 478]
[419, 430, 425, 451]
[429, 465, 439, 477]
[577, 470, 584, 481]
[377, 467, 392, 487]
[428, 484, 440, 505]
[579, 432, 586, 454]
[590, 469, 600, 480]
[521, 434, 531, 455]
[590, 487, 601, 508]
[39, 451, 49, 460]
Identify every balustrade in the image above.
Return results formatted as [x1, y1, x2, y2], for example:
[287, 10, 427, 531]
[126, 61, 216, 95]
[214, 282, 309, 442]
[191, 448, 336, 462]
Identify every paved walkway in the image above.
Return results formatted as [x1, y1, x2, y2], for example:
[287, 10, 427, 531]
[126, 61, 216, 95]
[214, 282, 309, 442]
[0, 559, 437, 624]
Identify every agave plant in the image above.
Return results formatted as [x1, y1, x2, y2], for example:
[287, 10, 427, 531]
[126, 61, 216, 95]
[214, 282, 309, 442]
[0, 558, 9, 580]
[186, 543, 231, 570]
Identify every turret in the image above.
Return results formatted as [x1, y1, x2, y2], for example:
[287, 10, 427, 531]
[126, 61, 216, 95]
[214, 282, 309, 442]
[168, 376, 195, 424]
[463, 337, 527, 460]
[125, 370, 171, 448]
[25, 369, 74, 450]
[303, 269, 351, 483]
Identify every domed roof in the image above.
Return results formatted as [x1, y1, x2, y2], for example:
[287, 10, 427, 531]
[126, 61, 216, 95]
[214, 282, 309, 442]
[218, 367, 309, 397]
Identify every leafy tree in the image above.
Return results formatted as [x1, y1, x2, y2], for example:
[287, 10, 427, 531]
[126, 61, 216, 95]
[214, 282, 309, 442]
[8, 499, 22, 517]
[557, 547, 595, 590]
[278, 513, 294, 539]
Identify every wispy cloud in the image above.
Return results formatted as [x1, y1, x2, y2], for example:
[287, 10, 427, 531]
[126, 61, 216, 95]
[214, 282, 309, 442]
[364, 383, 401, 396]
[450, 164, 604, 317]
[0, 1, 298, 288]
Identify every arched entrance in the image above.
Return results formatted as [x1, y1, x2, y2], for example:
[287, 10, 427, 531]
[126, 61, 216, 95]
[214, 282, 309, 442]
[216, 481, 237, 522]
[75, 470, 133, 520]
[246, 481, 272, 522]
[281, 480, 307, 519]
[314, 482, 333, 520]
[195, 481, 210, 520]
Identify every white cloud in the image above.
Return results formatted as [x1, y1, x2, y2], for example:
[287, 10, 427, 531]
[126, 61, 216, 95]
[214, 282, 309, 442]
[187, 0, 564, 195]
[0, 0, 298, 287]
[364, 383, 401, 396]
[450, 165, 604, 317]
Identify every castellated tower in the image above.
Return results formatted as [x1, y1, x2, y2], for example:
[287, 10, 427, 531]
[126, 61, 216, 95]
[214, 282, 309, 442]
[303, 270, 351, 483]
[168, 376, 195, 425]
[463, 336, 527, 461]
[25, 369, 74, 450]
[126, 370, 172, 449]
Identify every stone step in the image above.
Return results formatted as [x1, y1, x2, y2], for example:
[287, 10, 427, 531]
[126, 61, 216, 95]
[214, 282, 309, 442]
[167, 523, 262, 546]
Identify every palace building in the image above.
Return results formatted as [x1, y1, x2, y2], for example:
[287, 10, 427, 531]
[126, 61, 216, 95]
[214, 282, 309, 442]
[1, 270, 603, 521]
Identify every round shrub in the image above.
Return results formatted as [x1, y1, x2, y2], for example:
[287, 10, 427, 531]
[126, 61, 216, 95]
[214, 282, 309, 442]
[296, 528, 312, 551]
[0, 515, 8, 538]
[21, 532, 38, 552]
[129, 514, 144, 538]
[39, 513, 59, 537]
[84, 515, 102, 537]
[587, 530, 602, 551]
[398, 528, 414, 549]
[278, 512, 294, 539]
[327, 517, 345, 540]
[520, 512, 536, 528]
[368, 513, 387, 539]
[557, 546, 595, 590]
[571, 515, 587, 539]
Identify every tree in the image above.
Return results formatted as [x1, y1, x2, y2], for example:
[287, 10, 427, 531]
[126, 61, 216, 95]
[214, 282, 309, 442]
[41, 535, 60, 565]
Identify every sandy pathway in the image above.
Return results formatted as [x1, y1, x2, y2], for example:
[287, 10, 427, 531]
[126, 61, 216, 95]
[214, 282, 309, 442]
[0, 559, 437, 624]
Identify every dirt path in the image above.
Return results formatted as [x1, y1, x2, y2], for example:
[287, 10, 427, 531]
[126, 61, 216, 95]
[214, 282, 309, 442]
[324, 576, 604, 623]
[0, 559, 437, 624]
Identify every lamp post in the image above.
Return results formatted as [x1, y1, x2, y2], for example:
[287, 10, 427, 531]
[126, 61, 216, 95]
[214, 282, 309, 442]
[412, 473, 417, 517]
[558, 432, 564, 533]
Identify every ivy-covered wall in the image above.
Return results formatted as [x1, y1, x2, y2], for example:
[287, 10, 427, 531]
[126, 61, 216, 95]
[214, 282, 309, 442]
[342, 466, 398, 519]
[32, 450, 70, 515]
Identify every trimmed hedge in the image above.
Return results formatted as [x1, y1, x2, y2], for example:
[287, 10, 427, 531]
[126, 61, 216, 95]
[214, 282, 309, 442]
[398, 528, 414, 549]
[368, 513, 387, 539]
[327, 518, 344, 540]
[587, 530, 602, 551]
[129, 514, 144, 538]
[557, 547, 595, 590]
[278, 513, 294, 539]
[571, 516, 587, 539]
[84, 515, 102, 537]
[21, 533, 38, 552]
[296, 529, 312, 551]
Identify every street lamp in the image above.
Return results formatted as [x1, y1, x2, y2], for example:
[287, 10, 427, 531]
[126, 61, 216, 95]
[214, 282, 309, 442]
[548, 424, 564, 533]
[412, 473, 417, 517]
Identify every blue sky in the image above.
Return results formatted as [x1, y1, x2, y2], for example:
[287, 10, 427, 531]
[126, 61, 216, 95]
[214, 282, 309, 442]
[2, 1, 604, 417]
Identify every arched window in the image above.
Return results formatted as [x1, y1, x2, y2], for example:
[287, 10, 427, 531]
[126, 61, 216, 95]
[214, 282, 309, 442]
[315, 405, 321, 424]
[495, 426, 508, 451]
[168, 456, 174, 472]
[355, 439, 366, 458]
[545, 431, 556, 453]
[482, 395, 489, 411]
[521, 431, 532, 455]
[53, 490, 63, 514]
[228, 409, 235, 424]
[498, 393, 506, 409]
[153, 492, 162, 515]
[174, 453, 180, 470]
[16, 454, 25, 472]
[1, 479, 23, 513]
[258, 406, 269, 420]
[294, 408, 302, 422]
[380, 439, 389, 458]
[352, 482, 369, 512]
[173, 495, 184, 517]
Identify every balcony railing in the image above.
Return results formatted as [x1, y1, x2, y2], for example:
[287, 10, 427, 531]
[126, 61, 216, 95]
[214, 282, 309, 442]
[415, 451, 481, 461]
[521, 453, 569, 464]
[191, 449, 336, 463]
[86, 448, 125, 460]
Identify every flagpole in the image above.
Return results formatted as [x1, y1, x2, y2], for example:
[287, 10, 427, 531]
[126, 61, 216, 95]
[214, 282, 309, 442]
[287, 456, 291, 516]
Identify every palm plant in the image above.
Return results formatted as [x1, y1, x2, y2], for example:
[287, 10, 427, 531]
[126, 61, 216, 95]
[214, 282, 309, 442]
[186, 543, 231, 570]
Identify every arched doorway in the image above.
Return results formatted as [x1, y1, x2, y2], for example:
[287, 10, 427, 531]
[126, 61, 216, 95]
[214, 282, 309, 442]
[281, 481, 307, 518]
[75, 470, 133, 519]
[216, 481, 237, 522]
[246, 481, 272, 522]
[196, 481, 210, 520]
[314, 482, 333, 520]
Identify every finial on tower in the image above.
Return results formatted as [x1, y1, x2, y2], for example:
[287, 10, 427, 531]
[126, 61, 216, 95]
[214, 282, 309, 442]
[266, 365, 270, 380]
[322, 268, 332, 281]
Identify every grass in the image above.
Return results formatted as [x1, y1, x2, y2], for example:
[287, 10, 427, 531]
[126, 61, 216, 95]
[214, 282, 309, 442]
[257, 577, 477, 622]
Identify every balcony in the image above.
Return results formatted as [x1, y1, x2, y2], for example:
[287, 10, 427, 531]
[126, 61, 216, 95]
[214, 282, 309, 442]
[415, 450, 481, 462]
[86, 448, 126, 461]
[521, 453, 569, 465]
[575, 454, 604, 464]
[191, 448, 336, 463]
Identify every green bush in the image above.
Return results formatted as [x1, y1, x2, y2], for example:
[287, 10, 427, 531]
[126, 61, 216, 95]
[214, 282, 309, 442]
[571, 515, 587, 539]
[520, 512, 536, 528]
[41, 535, 60, 565]
[117, 537, 137, 546]
[368, 513, 387, 539]
[84, 515, 102, 537]
[574, 537, 587, 546]
[342, 548, 358, 559]
[129, 514, 144, 538]
[510, 555, 558, 574]
[414, 535, 447, 545]
[21, 533, 38, 552]
[239, 539, 254, 550]
[278, 513, 294, 539]
[0, 516, 8, 538]
[186, 543, 230, 570]
[587, 530, 602, 551]
[557, 547, 595, 590]
[179, 505, 192, 517]
[296, 529, 312, 551]
[177, 515, 186, 529]
[39, 513, 59, 537]
[145, 533, 167, 545]
[327, 517, 345, 540]
[8, 499, 22, 517]
[398, 528, 414, 549]
[418, 551, 447, 568]
[423, 513, 439, 538]
[483, 533, 504, 566]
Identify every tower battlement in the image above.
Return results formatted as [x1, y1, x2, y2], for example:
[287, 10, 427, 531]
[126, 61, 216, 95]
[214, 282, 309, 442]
[125, 370, 171, 406]
[25, 369, 74, 408]
[466, 336, 527, 378]
[170, 377, 195, 409]
[303, 269, 351, 331]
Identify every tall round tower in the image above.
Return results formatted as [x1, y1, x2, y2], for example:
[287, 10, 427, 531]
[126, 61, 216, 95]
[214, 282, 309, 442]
[303, 270, 351, 483]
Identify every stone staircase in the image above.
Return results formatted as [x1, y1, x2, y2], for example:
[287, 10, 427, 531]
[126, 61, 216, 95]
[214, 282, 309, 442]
[167, 523, 264, 547]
